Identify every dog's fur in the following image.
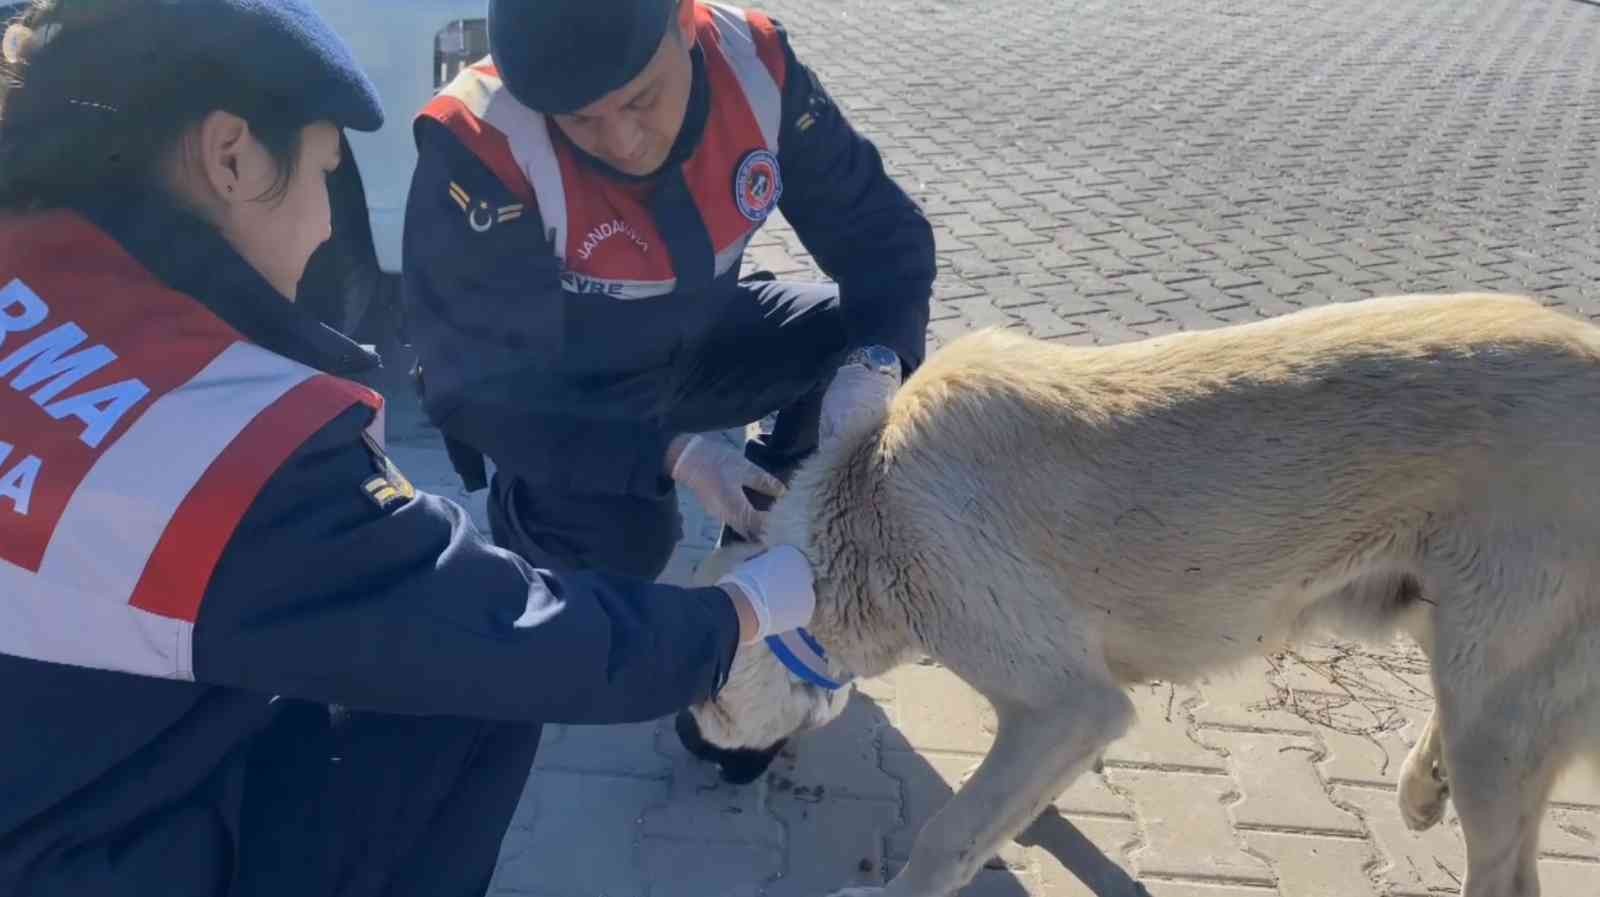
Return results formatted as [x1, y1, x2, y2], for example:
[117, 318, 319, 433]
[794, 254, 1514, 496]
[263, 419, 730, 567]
[685, 293, 1600, 897]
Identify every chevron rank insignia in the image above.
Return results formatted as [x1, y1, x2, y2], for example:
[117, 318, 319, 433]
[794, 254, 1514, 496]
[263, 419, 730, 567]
[360, 432, 416, 512]
[449, 181, 524, 233]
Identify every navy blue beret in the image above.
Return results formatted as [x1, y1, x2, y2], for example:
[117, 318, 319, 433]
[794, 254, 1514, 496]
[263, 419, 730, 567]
[488, 0, 675, 114]
[159, 0, 384, 132]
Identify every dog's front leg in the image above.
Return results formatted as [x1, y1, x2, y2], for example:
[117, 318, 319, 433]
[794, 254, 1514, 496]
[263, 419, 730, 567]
[834, 687, 1134, 897]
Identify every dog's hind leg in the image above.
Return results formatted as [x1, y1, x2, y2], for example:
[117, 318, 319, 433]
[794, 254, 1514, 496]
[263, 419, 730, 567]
[836, 684, 1134, 897]
[1436, 701, 1557, 897]
[1423, 540, 1574, 897]
[1394, 602, 1451, 831]
[1304, 570, 1454, 831]
[1398, 709, 1450, 831]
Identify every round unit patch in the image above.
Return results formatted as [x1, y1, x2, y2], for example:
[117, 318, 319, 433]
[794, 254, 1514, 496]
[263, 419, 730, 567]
[733, 149, 783, 222]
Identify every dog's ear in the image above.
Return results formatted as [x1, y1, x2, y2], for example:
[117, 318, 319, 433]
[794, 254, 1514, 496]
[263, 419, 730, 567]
[715, 739, 787, 785]
[675, 709, 720, 761]
[674, 710, 784, 785]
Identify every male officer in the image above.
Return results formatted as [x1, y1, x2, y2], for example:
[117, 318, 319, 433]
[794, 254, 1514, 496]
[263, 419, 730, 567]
[403, 0, 935, 579]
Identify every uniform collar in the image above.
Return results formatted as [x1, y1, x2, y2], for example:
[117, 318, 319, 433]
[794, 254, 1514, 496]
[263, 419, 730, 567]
[559, 44, 712, 186]
[72, 188, 379, 379]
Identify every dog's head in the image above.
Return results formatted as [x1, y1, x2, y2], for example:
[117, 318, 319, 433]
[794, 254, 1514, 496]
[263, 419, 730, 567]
[675, 644, 852, 783]
[675, 541, 853, 784]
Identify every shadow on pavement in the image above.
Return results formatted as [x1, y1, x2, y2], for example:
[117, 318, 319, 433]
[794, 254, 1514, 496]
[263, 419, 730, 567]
[1017, 808, 1151, 897]
[744, 693, 1150, 897]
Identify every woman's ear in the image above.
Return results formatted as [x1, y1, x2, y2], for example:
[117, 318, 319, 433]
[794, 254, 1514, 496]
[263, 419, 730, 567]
[192, 110, 256, 203]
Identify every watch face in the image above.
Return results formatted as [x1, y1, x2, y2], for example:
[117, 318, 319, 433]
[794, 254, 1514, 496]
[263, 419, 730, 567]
[866, 346, 898, 369]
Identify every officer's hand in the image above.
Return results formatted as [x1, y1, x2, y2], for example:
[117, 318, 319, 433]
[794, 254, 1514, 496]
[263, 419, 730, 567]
[666, 434, 785, 540]
[716, 545, 816, 644]
[820, 361, 901, 446]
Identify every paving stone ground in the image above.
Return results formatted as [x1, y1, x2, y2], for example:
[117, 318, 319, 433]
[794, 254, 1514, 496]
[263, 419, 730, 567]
[377, 0, 1600, 893]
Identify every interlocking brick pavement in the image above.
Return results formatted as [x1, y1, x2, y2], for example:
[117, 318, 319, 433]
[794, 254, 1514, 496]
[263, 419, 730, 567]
[375, 0, 1600, 893]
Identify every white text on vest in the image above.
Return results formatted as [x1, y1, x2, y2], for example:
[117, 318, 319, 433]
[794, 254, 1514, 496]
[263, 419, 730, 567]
[0, 440, 40, 515]
[576, 219, 649, 261]
[1, 278, 152, 450]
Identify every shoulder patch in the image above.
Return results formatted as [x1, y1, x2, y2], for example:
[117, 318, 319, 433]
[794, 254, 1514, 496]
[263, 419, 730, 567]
[449, 179, 525, 233]
[361, 432, 417, 512]
[733, 149, 783, 222]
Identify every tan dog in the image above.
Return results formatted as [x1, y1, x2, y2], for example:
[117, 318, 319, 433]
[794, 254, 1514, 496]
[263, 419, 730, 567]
[681, 293, 1600, 897]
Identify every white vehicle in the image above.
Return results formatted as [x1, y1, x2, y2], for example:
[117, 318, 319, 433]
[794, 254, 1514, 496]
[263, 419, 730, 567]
[298, 1, 490, 351]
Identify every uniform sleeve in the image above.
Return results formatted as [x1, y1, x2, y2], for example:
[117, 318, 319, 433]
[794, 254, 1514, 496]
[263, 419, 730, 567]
[401, 119, 676, 498]
[190, 405, 739, 723]
[769, 20, 936, 371]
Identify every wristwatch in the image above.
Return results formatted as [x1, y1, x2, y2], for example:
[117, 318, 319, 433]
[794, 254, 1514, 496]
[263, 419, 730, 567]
[843, 344, 900, 377]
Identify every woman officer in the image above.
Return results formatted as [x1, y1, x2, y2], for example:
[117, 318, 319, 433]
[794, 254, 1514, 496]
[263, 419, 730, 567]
[0, 2, 814, 895]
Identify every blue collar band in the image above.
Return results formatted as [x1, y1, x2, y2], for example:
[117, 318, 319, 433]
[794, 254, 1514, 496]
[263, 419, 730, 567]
[764, 628, 851, 692]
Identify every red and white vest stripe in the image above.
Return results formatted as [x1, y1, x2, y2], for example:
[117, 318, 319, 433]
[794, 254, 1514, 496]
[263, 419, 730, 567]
[0, 212, 381, 680]
[420, 2, 788, 301]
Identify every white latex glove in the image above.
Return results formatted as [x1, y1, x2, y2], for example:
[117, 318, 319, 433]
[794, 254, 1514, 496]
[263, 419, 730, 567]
[819, 363, 901, 445]
[667, 434, 785, 539]
[717, 544, 816, 644]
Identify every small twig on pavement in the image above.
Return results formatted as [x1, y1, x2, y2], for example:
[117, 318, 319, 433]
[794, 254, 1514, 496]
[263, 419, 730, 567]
[1436, 858, 1463, 886]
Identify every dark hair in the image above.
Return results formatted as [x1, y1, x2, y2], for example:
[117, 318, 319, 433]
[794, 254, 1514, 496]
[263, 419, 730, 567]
[0, 0, 305, 212]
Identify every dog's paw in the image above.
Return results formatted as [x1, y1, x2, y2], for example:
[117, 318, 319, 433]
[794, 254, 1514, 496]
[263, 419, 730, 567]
[1397, 753, 1450, 831]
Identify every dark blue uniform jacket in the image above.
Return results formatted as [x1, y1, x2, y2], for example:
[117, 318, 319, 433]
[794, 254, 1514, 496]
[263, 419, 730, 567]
[402, 19, 936, 496]
[0, 192, 739, 892]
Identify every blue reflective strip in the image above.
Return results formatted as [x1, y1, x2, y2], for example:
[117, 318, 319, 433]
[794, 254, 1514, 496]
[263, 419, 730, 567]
[796, 627, 828, 659]
[765, 633, 846, 691]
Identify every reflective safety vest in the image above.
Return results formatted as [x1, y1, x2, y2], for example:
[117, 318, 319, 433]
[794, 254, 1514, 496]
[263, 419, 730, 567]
[0, 211, 381, 680]
[419, 1, 788, 301]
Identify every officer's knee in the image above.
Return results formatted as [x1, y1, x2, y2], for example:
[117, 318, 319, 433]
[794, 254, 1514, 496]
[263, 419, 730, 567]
[488, 475, 684, 581]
